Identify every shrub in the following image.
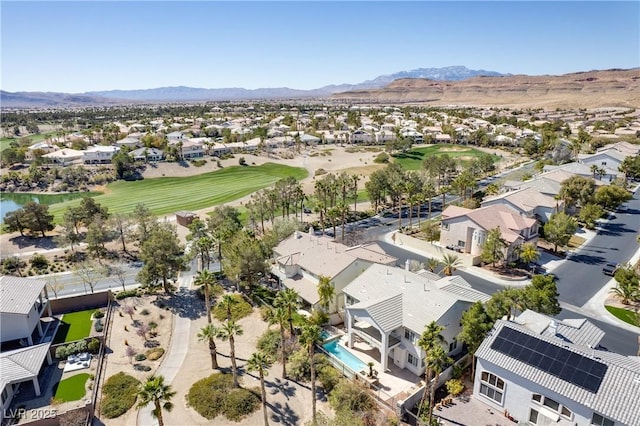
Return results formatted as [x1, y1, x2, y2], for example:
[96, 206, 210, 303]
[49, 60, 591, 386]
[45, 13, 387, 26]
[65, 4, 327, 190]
[140, 309, 150, 316]
[186, 373, 260, 421]
[94, 319, 104, 332]
[446, 378, 465, 397]
[191, 159, 207, 167]
[146, 347, 165, 360]
[315, 168, 327, 176]
[317, 361, 342, 393]
[115, 289, 138, 300]
[93, 310, 105, 319]
[288, 349, 324, 382]
[373, 152, 390, 163]
[30, 253, 49, 270]
[101, 373, 140, 418]
[134, 354, 147, 362]
[133, 363, 151, 372]
[238, 157, 247, 166]
[87, 338, 101, 354]
[256, 329, 281, 359]
[328, 379, 376, 417]
[223, 388, 261, 422]
[212, 294, 253, 322]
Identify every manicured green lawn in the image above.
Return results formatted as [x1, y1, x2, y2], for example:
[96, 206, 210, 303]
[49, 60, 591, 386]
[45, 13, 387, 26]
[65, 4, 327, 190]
[605, 305, 640, 326]
[49, 163, 307, 222]
[53, 309, 96, 344]
[54, 373, 89, 402]
[392, 144, 500, 170]
[0, 132, 59, 151]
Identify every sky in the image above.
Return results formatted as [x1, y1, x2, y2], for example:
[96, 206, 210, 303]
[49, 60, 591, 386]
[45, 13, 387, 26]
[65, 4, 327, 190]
[1, 1, 639, 93]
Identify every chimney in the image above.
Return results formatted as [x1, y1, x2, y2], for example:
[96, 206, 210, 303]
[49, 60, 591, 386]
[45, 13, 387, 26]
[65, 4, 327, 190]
[549, 320, 558, 336]
[405, 259, 410, 271]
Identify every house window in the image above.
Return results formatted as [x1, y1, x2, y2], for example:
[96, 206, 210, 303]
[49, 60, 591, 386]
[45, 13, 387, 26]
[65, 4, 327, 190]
[457, 241, 465, 248]
[345, 295, 358, 306]
[529, 409, 539, 424]
[479, 372, 504, 404]
[591, 413, 614, 426]
[407, 353, 419, 367]
[531, 394, 572, 420]
[449, 338, 457, 352]
[441, 222, 449, 231]
[404, 329, 417, 343]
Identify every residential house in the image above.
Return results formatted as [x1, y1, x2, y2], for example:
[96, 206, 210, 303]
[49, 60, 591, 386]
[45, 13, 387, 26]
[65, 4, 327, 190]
[271, 231, 396, 316]
[169, 139, 204, 159]
[351, 129, 373, 144]
[25, 142, 57, 160]
[474, 310, 640, 426]
[166, 131, 185, 141]
[1, 276, 54, 417]
[42, 148, 83, 166]
[578, 149, 627, 182]
[114, 136, 140, 149]
[598, 141, 639, 157]
[440, 204, 539, 263]
[83, 145, 119, 164]
[129, 147, 164, 162]
[343, 264, 489, 373]
[480, 187, 561, 224]
[434, 133, 452, 144]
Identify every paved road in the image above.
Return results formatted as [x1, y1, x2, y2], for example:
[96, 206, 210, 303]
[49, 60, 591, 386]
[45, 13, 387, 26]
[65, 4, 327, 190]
[377, 230, 640, 357]
[553, 186, 640, 307]
[40, 265, 141, 298]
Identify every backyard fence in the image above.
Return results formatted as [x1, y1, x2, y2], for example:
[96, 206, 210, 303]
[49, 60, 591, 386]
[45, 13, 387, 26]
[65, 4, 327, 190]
[88, 291, 115, 425]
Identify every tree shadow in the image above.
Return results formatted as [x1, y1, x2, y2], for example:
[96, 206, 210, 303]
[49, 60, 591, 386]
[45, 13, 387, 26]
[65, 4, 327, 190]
[8, 235, 59, 250]
[152, 287, 204, 320]
[564, 253, 606, 265]
[265, 377, 297, 400]
[268, 401, 301, 426]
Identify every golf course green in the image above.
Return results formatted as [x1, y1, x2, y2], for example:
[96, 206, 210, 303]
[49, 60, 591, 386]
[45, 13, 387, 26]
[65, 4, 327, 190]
[392, 144, 499, 170]
[48, 163, 307, 221]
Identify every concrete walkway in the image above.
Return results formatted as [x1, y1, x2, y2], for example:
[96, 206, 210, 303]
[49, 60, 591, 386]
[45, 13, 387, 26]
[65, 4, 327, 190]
[136, 264, 196, 426]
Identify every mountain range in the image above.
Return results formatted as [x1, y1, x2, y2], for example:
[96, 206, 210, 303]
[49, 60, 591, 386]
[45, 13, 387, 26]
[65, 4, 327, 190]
[2, 66, 638, 108]
[1, 66, 506, 107]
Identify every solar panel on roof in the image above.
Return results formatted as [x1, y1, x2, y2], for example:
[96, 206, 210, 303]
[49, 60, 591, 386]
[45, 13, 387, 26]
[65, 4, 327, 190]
[490, 327, 607, 393]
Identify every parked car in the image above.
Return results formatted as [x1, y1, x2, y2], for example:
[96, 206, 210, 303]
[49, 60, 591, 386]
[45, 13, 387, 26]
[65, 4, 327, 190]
[602, 262, 619, 276]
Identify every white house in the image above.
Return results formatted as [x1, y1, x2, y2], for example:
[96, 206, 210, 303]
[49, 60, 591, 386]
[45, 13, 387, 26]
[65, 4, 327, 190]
[42, 149, 84, 166]
[474, 310, 640, 426]
[129, 147, 164, 162]
[271, 232, 396, 315]
[351, 129, 373, 144]
[83, 145, 119, 164]
[480, 187, 561, 224]
[0, 276, 54, 417]
[343, 265, 489, 374]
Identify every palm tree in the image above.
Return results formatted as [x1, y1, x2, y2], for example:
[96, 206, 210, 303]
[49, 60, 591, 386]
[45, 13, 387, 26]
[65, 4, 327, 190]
[219, 320, 244, 388]
[426, 258, 441, 273]
[268, 306, 289, 378]
[136, 375, 176, 426]
[416, 322, 445, 419]
[274, 288, 300, 337]
[195, 270, 216, 323]
[219, 294, 239, 322]
[590, 164, 599, 179]
[300, 323, 323, 425]
[197, 324, 221, 369]
[425, 345, 452, 425]
[247, 351, 274, 426]
[518, 243, 540, 273]
[610, 281, 640, 305]
[441, 253, 462, 276]
[317, 275, 335, 313]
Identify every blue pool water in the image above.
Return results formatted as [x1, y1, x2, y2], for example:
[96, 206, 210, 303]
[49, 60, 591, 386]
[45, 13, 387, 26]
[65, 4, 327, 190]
[320, 330, 331, 341]
[322, 340, 366, 372]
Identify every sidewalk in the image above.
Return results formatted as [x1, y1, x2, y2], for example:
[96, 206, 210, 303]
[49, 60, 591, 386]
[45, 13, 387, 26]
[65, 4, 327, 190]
[136, 267, 195, 426]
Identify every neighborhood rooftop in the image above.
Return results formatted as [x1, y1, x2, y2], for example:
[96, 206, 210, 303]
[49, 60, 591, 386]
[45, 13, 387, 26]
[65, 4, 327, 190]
[0, 276, 47, 315]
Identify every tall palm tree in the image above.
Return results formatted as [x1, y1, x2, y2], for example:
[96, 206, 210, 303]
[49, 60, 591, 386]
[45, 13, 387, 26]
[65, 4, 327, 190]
[247, 351, 274, 426]
[441, 253, 462, 276]
[219, 294, 239, 321]
[416, 322, 445, 420]
[300, 323, 323, 425]
[219, 320, 244, 388]
[317, 275, 335, 313]
[195, 269, 216, 323]
[275, 288, 300, 337]
[268, 306, 289, 378]
[422, 180, 436, 221]
[136, 375, 176, 426]
[197, 324, 221, 369]
[425, 345, 452, 425]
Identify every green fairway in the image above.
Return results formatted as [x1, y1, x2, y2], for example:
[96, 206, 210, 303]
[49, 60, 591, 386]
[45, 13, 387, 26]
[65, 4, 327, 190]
[54, 373, 89, 402]
[49, 163, 307, 222]
[392, 144, 499, 170]
[605, 305, 639, 326]
[0, 132, 59, 151]
[53, 309, 96, 344]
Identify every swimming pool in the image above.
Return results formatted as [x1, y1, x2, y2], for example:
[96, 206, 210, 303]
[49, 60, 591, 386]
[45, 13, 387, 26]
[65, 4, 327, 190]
[320, 330, 331, 341]
[322, 340, 366, 373]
